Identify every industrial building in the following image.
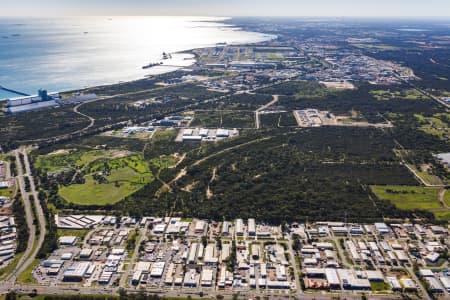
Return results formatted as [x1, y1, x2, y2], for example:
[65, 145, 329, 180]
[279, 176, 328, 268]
[63, 262, 92, 282]
[204, 244, 218, 265]
[200, 269, 214, 286]
[6, 89, 60, 114]
[194, 220, 206, 234]
[248, 218, 256, 236]
[58, 236, 77, 246]
[221, 221, 231, 236]
[235, 219, 244, 236]
[150, 262, 165, 277]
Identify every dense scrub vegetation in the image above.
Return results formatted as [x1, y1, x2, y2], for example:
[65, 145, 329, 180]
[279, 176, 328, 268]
[115, 128, 432, 223]
[12, 195, 29, 253]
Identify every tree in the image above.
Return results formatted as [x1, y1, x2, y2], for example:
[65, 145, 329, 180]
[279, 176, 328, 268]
[216, 236, 222, 250]
[119, 287, 127, 300]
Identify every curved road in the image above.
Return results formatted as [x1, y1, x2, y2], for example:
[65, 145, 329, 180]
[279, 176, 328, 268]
[19, 99, 100, 143]
[255, 94, 279, 129]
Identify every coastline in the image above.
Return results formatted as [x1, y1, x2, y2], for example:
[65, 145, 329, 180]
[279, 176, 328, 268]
[68, 24, 276, 96]
[0, 16, 275, 100]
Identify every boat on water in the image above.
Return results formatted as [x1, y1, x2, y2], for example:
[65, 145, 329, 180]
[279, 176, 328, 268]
[162, 52, 172, 60]
[142, 62, 163, 69]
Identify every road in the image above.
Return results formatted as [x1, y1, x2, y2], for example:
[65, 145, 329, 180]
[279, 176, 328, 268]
[6, 151, 36, 283]
[7, 149, 46, 284]
[393, 139, 445, 188]
[20, 147, 47, 275]
[286, 233, 302, 296]
[5, 281, 410, 300]
[19, 98, 102, 143]
[255, 94, 279, 129]
[401, 161, 444, 188]
[395, 74, 450, 109]
[119, 226, 148, 288]
[438, 188, 449, 210]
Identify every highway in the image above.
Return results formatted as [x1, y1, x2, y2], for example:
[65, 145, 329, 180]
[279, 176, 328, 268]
[20, 148, 47, 277]
[6, 149, 46, 284]
[6, 151, 36, 283]
[5, 282, 404, 300]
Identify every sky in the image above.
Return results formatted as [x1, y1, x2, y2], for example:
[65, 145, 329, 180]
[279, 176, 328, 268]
[1, 0, 450, 17]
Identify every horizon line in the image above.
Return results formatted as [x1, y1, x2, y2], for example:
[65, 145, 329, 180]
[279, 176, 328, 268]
[1, 14, 450, 18]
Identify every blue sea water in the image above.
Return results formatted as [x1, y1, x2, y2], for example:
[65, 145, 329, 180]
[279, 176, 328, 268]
[0, 16, 273, 99]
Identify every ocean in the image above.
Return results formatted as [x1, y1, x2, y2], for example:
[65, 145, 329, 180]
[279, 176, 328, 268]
[0, 16, 273, 99]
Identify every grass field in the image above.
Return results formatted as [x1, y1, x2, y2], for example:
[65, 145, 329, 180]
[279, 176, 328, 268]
[0, 252, 23, 280]
[151, 128, 178, 142]
[59, 154, 153, 205]
[149, 155, 178, 170]
[415, 113, 450, 143]
[444, 190, 450, 207]
[370, 89, 429, 101]
[434, 211, 450, 221]
[352, 43, 400, 51]
[35, 149, 132, 174]
[406, 163, 444, 186]
[370, 281, 391, 291]
[371, 185, 442, 211]
[0, 187, 13, 198]
[17, 258, 40, 285]
[57, 229, 89, 240]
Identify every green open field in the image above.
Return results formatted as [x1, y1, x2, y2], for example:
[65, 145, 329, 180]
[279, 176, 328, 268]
[151, 128, 178, 142]
[35, 149, 132, 174]
[352, 43, 400, 51]
[0, 187, 13, 198]
[59, 154, 153, 205]
[370, 89, 430, 101]
[415, 113, 450, 143]
[370, 281, 391, 291]
[371, 185, 443, 211]
[406, 163, 444, 186]
[57, 229, 89, 240]
[434, 211, 450, 221]
[0, 252, 23, 280]
[17, 258, 40, 285]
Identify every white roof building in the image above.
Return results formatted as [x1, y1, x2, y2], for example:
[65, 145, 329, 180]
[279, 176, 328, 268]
[201, 269, 214, 286]
[325, 268, 340, 286]
[248, 219, 256, 236]
[59, 236, 77, 246]
[150, 261, 165, 277]
[63, 262, 91, 281]
[235, 219, 244, 236]
[204, 244, 218, 264]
